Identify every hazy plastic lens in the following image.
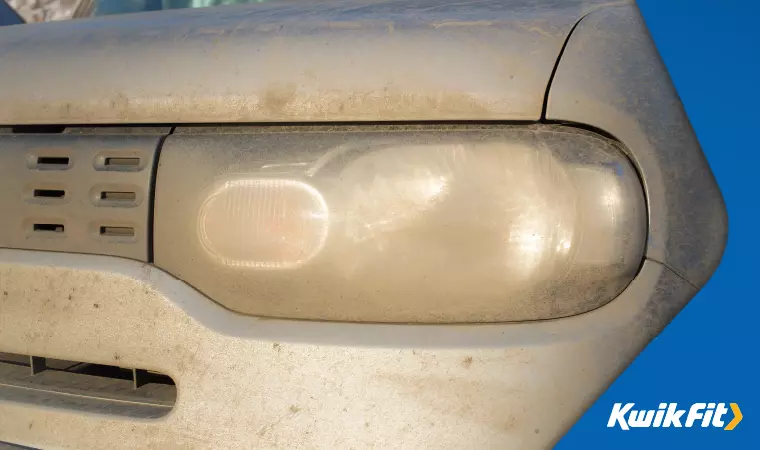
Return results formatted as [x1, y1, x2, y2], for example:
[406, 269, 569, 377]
[156, 128, 647, 322]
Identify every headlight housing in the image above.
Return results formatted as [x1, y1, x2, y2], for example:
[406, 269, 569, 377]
[154, 126, 646, 323]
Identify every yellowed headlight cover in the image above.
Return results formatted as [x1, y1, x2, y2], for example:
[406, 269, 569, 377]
[154, 126, 646, 323]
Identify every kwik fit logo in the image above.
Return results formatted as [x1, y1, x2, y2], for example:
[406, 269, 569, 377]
[608, 403, 742, 430]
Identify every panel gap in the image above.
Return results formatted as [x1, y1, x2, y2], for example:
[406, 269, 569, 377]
[12, 126, 65, 134]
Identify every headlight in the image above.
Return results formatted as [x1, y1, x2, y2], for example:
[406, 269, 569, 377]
[154, 126, 646, 323]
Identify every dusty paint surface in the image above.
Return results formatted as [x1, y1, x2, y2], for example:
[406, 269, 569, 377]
[0, 249, 695, 448]
[0, 1, 621, 124]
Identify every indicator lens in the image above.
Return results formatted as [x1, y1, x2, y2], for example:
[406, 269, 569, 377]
[199, 179, 328, 269]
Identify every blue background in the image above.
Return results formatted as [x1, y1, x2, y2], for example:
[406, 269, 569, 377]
[559, 0, 759, 448]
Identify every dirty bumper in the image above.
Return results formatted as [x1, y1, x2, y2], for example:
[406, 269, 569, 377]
[0, 249, 694, 449]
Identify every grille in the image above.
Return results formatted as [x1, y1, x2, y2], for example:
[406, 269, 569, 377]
[0, 133, 162, 262]
[0, 352, 176, 419]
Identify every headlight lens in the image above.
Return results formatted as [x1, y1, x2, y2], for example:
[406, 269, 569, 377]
[155, 127, 647, 323]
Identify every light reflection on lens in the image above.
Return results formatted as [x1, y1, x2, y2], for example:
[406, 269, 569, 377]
[338, 142, 581, 285]
[340, 144, 465, 243]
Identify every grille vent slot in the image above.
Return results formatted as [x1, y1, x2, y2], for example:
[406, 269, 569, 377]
[33, 189, 65, 199]
[32, 223, 64, 233]
[104, 157, 140, 168]
[100, 226, 135, 237]
[95, 189, 140, 207]
[100, 191, 136, 201]
[95, 155, 143, 172]
[35, 156, 70, 170]
[0, 352, 175, 419]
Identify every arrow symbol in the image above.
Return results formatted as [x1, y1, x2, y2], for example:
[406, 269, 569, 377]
[725, 403, 742, 430]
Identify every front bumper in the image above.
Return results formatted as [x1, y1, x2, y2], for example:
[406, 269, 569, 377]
[0, 249, 694, 449]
